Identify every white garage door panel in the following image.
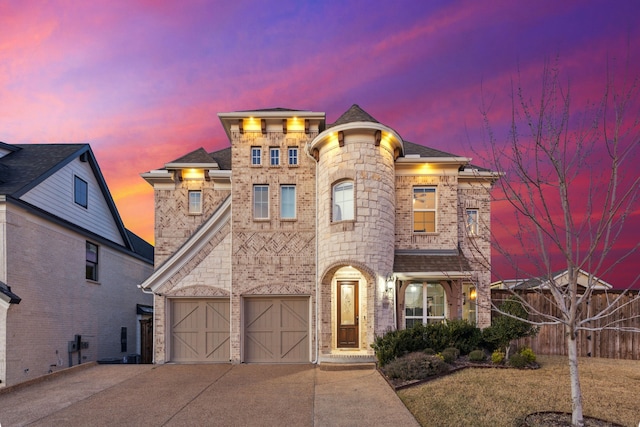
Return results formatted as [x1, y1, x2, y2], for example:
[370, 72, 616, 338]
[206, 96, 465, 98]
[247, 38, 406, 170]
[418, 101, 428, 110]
[244, 297, 309, 363]
[171, 299, 230, 362]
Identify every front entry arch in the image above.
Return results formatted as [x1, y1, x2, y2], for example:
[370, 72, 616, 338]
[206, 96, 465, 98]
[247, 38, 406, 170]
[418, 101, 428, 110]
[337, 281, 358, 348]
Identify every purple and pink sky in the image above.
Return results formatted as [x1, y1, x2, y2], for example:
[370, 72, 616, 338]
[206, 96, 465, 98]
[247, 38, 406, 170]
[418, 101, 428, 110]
[1, 1, 638, 287]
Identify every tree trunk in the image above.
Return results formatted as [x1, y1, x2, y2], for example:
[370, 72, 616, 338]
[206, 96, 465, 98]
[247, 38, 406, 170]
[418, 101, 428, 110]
[567, 329, 584, 427]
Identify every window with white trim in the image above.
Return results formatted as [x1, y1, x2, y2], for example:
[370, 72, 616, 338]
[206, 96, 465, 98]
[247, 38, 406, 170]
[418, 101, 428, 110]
[332, 180, 354, 221]
[288, 147, 298, 165]
[405, 282, 446, 328]
[253, 185, 269, 219]
[251, 147, 262, 165]
[188, 190, 202, 214]
[86, 241, 99, 281]
[280, 185, 296, 219]
[466, 209, 479, 236]
[270, 148, 280, 166]
[74, 175, 88, 208]
[413, 187, 436, 232]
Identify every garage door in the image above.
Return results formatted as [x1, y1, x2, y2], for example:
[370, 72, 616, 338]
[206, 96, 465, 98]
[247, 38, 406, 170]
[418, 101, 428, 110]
[171, 299, 230, 362]
[244, 297, 309, 363]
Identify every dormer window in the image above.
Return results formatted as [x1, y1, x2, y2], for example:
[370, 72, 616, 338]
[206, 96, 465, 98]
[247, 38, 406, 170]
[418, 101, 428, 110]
[74, 176, 88, 208]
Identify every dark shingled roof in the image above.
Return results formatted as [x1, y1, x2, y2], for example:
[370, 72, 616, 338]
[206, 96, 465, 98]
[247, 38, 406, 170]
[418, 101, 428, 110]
[0, 281, 21, 304]
[402, 140, 460, 158]
[329, 104, 380, 128]
[210, 147, 231, 170]
[0, 142, 153, 263]
[394, 250, 472, 272]
[167, 147, 217, 164]
[0, 144, 86, 197]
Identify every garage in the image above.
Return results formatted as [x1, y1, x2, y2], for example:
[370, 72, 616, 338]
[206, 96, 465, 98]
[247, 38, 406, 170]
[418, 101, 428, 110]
[244, 297, 310, 363]
[170, 299, 230, 362]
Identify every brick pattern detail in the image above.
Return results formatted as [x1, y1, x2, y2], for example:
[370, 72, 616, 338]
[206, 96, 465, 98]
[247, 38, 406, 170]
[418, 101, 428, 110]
[230, 130, 317, 362]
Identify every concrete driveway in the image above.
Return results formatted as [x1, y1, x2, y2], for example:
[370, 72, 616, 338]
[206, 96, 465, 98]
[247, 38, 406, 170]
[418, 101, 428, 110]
[0, 363, 419, 427]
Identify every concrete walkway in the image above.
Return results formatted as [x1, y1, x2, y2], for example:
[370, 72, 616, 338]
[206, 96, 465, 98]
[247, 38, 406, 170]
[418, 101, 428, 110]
[0, 364, 419, 427]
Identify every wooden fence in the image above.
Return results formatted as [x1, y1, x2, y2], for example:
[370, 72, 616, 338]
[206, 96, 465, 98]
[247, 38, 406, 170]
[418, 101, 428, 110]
[491, 290, 640, 360]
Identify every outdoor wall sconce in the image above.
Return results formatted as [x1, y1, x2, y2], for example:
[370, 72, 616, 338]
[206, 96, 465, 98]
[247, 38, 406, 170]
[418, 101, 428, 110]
[238, 119, 244, 134]
[261, 119, 266, 135]
[304, 119, 310, 134]
[374, 130, 381, 146]
[283, 119, 288, 134]
[338, 131, 344, 147]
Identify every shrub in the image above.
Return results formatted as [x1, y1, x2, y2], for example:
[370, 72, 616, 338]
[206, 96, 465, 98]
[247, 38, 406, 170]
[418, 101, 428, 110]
[481, 296, 539, 356]
[381, 352, 450, 381]
[423, 348, 436, 355]
[441, 347, 459, 364]
[518, 347, 536, 363]
[468, 349, 486, 362]
[491, 350, 505, 364]
[508, 353, 529, 369]
[444, 319, 482, 355]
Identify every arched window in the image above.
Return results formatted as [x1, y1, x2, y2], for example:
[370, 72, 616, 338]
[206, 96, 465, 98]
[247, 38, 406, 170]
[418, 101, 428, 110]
[332, 180, 354, 221]
[405, 282, 446, 328]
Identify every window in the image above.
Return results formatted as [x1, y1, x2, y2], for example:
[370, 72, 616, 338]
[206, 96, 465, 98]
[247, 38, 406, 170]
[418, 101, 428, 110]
[462, 282, 477, 324]
[466, 209, 479, 236]
[288, 147, 298, 165]
[413, 187, 436, 232]
[251, 147, 262, 165]
[270, 148, 280, 166]
[253, 185, 269, 219]
[405, 283, 446, 328]
[74, 176, 88, 208]
[86, 242, 98, 281]
[280, 185, 296, 219]
[188, 190, 202, 214]
[332, 180, 354, 222]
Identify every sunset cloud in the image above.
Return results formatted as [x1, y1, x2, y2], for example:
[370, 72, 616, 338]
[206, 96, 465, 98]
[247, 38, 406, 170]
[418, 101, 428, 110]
[1, 0, 637, 287]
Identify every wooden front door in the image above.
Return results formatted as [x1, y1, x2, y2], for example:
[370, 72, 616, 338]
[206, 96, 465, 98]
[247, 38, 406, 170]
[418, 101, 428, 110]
[337, 281, 359, 348]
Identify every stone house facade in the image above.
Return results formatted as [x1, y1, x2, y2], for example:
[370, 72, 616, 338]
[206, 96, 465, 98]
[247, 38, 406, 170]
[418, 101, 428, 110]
[140, 105, 498, 364]
[0, 142, 153, 387]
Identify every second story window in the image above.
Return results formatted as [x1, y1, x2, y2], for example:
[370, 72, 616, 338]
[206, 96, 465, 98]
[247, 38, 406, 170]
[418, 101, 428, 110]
[288, 147, 298, 165]
[413, 187, 436, 233]
[270, 148, 280, 166]
[86, 241, 99, 281]
[253, 185, 269, 219]
[251, 147, 262, 165]
[466, 209, 479, 236]
[189, 190, 202, 214]
[332, 180, 354, 222]
[74, 175, 88, 208]
[280, 185, 296, 219]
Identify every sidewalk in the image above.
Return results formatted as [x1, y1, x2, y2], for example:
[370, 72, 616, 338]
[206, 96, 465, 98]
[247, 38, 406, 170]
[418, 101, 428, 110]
[0, 364, 419, 426]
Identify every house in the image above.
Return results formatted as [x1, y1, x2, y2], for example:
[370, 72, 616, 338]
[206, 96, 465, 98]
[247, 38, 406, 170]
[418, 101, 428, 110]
[140, 105, 499, 365]
[491, 268, 614, 291]
[0, 142, 154, 387]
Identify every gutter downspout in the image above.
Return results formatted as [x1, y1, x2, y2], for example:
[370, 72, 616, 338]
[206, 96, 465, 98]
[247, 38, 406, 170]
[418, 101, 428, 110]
[305, 143, 319, 364]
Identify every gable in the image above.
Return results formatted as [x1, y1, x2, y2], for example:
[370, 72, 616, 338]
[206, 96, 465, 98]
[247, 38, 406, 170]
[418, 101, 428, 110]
[20, 156, 125, 245]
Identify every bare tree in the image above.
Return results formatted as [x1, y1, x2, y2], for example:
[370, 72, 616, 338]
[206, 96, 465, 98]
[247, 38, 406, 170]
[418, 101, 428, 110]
[475, 56, 640, 426]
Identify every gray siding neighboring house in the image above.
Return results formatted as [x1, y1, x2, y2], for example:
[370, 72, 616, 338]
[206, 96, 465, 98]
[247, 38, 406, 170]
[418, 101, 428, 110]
[0, 142, 153, 387]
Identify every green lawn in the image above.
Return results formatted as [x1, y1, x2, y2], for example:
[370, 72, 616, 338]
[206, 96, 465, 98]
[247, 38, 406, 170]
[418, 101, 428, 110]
[397, 355, 640, 427]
